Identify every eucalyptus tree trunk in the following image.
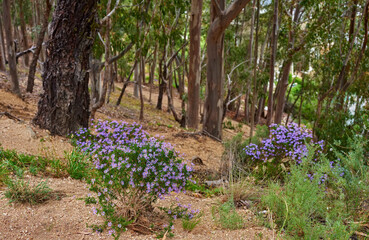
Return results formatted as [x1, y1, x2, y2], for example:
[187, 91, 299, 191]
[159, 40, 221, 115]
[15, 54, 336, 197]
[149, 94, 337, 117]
[149, 43, 158, 103]
[249, 0, 260, 140]
[244, 0, 256, 123]
[0, 17, 6, 71]
[266, 0, 278, 126]
[203, 0, 251, 140]
[3, 0, 21, 97]
[19, 0, 30, 66]
[274, 4, 301, 124]
[27, 0, 52, 93]
[34, 0, 97, 136]
[187, 0, 203, 129]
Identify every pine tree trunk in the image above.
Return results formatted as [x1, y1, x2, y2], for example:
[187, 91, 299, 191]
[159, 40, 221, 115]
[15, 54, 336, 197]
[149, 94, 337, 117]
[34, 0, 97, 136]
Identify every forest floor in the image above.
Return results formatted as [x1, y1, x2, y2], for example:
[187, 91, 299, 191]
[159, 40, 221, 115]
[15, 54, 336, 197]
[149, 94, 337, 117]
[0, 70, 276, 240]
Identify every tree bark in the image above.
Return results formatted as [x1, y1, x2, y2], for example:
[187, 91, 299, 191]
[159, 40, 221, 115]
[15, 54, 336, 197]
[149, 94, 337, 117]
[203, 0, 251, 140]
[0, 17, 6, 71]
[266, 0, 278, 126]
[18, 0, 30, 66]
[244, 0, 256, 123]
[34, 0, 98, 136]
[3, 0, 21, 97]
[187, 0, 203, 129]
[27, 0, 52, 93]
[249, 0, 260, 140]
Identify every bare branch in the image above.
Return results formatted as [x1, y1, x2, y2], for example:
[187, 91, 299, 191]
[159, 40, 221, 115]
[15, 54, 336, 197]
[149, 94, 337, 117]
[100, 0, 121, 24]
[211, 0, 223, 16]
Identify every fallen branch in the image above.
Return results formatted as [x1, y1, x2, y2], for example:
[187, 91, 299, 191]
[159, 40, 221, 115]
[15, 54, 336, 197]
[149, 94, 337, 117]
[0, 111, 24, 122]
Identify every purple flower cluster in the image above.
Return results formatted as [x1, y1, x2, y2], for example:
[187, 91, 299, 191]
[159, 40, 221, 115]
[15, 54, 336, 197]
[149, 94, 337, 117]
[244, 123, 324, 164]
[74, 120, 193, 230]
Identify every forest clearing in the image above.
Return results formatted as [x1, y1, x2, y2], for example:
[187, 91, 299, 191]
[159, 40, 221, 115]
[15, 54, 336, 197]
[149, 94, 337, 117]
[0, 0, 369, 239]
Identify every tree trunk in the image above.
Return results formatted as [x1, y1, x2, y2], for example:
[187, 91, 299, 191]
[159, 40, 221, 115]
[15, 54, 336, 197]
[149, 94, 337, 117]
[244, 0, 256, 123]
[249, 0, 260, 140]
[134, 60, 140, 98]
[139, 56, 145, 120]
[19, 0, 30, 66]
[274, 59, 292, 124]
[3, 0, 21, 97]
[0, 17, 6, 71]
[266, 0, 278, 126]
[149, 43, 158, 103]
[187, 0, 203, 129]
[27, 0, 52, 93]
[34, 0, 97, 136]
[203, 0, 251, 140]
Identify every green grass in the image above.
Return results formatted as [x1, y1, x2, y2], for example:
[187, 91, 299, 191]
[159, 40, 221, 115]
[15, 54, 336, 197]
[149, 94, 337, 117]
[65, 149, 91, 180]
[4, 178, 52, 204]
[211, 198, 245, 230]
[182, 212, 203, 232]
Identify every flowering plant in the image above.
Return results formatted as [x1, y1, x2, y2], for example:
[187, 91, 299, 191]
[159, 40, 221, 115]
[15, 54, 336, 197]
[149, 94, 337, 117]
[74, 120, 193, 238]
[244, 123, 324, 177]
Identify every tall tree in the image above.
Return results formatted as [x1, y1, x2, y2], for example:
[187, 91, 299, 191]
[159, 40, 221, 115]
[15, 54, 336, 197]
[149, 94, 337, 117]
[3, 0, 21, 97]
[18, 0, 30, 66]
[187, 0, 203, 129]
[27, 0, 52, 93]
[266, 0, 278, 126]
[34, 0, 98, 136]
[203, 0, 251, 140]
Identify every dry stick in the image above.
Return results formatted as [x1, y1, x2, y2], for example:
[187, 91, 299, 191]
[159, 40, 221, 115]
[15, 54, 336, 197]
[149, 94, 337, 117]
[0, 111, 23, 122]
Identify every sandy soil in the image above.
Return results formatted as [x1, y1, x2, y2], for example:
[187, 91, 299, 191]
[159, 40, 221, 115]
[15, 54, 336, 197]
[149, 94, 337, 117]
[0, 71, 275, 239]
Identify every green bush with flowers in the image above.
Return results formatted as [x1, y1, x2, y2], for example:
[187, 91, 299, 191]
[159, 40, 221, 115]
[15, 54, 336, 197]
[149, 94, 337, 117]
[73, 120, 193, 238]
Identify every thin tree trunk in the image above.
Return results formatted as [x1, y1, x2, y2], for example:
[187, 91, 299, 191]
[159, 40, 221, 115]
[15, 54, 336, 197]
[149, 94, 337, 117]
[149, 43, 158, 103]
[249, 0, 260, 140]
[0, 17, 6, 71]
[116, 61, 137, 106]
[267, 0, 278, 126]
[244, 0, 256, 123]
[27, 0, 52, 93]
[19, 0, 30, 66]
[187, 0, 203, 129]
[3, 0, 21, 97]
[139, 56, 145, 120]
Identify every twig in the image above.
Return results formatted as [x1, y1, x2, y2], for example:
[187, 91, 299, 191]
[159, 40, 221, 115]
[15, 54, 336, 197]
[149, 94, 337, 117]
[202, 130, 222, 143]
[0, 112, 24, 122]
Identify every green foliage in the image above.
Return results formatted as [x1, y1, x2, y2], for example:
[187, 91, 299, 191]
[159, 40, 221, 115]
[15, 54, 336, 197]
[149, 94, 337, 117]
[4, 178, 52, 205]
[65, 149, 91, 180]
[261, 138, 368, 239]
[182, 211, 202, 232]
[185, 181, 223, 198]
[211, 198, 245, 230]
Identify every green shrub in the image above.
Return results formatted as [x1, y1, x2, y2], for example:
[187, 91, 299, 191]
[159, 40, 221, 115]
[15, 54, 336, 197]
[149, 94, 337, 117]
[212, 198, 245, 230]
[4, 178, 52, 204]
[261, 144, 363, 239]
[65, 149, 91, 180]
[74, 120, 193, 239]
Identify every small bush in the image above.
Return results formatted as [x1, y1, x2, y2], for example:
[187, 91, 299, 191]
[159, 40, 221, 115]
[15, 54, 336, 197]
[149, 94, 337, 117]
[244, 123, 324, 179]
[65, 149, 91, 180]
[212, 198, 245, 230]
[4, 178, 52, 204]
[182, 212, 202, 232]
[74, 120, 193, 239]
[261, 144, 363, 239]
